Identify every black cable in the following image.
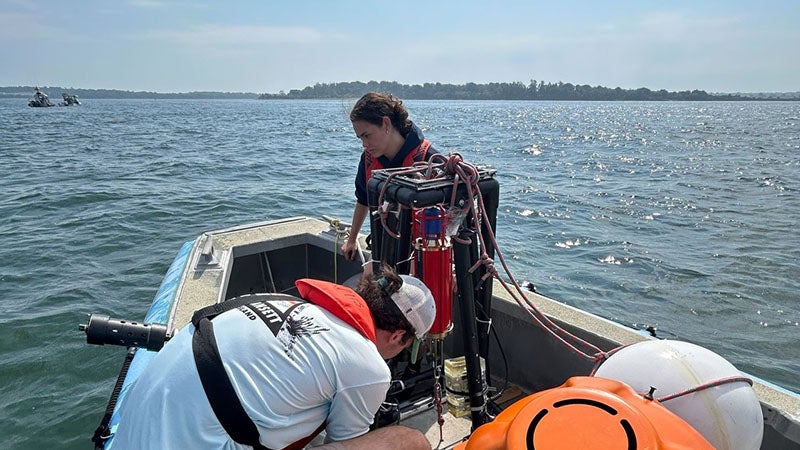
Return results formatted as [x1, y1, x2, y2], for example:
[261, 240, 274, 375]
[473, 299, 509, 403]
[92, 347, 137, 449]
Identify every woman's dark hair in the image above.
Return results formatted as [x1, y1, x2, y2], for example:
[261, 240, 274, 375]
[350, 92, 412, 136]
[356, 263, 415, 344]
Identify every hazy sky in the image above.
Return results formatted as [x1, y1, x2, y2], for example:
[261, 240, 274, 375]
[2, 0, 797, 94]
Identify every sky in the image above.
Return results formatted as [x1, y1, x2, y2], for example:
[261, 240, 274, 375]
[1, 0, 798, 94]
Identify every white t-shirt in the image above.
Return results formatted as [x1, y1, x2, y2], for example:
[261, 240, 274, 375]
[108, 297, 390, 449]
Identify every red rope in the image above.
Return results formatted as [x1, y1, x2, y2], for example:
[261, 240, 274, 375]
[656, 376, 753, 403]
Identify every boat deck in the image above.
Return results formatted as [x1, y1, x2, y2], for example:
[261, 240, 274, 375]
[307, 384, 529, 448]
[413, 385, 528, 449]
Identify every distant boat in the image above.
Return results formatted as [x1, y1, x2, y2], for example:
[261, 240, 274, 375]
[59, 92, 81, 106]
[28, 87, 55, 107]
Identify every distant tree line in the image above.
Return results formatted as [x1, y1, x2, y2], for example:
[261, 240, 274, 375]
[2, 83, 796, 101]
[260, 80, 798, 101]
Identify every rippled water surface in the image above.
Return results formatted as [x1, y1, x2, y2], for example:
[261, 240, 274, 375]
[1, 98, 798, 449]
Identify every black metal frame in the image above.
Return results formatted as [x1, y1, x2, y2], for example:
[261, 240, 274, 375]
[367, 166, 499, 430]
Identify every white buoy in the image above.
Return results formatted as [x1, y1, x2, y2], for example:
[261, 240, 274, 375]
[594, 339, 763, 450]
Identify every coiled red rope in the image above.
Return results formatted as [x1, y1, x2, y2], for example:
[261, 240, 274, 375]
[376, 153, 610, 365]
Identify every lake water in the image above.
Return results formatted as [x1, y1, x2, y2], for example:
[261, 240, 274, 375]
[1, 98, 798, 449]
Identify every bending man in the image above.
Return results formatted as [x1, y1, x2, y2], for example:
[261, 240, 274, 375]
[109, 265, 435, 450]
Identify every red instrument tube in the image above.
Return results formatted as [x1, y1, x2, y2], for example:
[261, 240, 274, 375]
[412, 207, 454, 338]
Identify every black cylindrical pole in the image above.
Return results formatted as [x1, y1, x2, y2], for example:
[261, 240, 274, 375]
[453, 228, 488, 430]
[476, 179, 500, 382]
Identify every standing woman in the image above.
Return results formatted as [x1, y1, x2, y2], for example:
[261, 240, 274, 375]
[342, 92, 439, 263]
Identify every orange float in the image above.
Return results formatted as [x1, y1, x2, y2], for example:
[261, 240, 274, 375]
[454, 376, 714, 450]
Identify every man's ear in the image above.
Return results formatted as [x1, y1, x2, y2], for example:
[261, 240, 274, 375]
[389, 329, 407, 345]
